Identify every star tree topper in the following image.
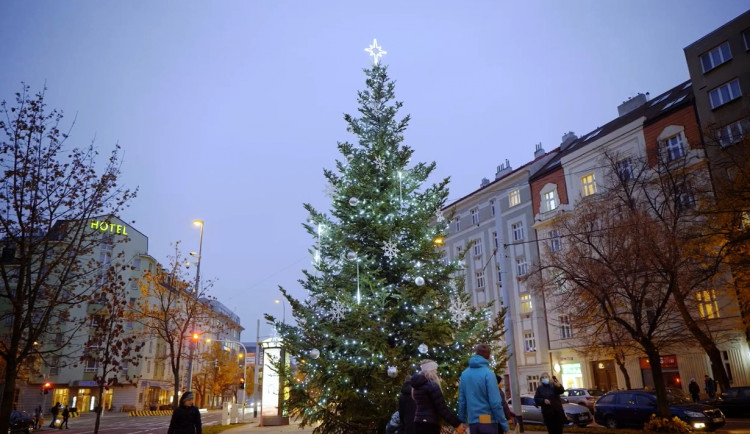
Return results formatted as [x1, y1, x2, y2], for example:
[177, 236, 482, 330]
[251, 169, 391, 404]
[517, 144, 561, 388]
[365, 38, 387, 65]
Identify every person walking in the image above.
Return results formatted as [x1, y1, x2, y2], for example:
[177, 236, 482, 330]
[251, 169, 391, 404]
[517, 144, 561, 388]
[704, 375, 716, 398]
[410, 359, 464, 434]
[496, 375, 515, 427]
[689, 378, 700, 402]
[167, 391, 202, 434]
[50, 402, 61, 428]
[60, 405, 70, 429]
[457, 344, 509, 434]
[33, 406, 42, 429]
[533, 372, 566, 434]
[398, 376, 416, 434]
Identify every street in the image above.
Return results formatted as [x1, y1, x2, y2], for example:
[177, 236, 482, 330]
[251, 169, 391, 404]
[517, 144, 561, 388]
[25, 411, 750, 433]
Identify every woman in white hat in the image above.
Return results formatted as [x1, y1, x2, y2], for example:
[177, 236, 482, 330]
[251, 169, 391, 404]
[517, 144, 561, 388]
[410, 360, 464, 434]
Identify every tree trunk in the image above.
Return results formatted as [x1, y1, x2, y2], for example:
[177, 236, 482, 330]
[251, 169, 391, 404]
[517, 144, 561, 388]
[0, 357, 19, 434]
[672, 294, 731, 390]
[94, 384, 104, 433]
[614, 352, 632, 390]
[644, 346, 671, 418]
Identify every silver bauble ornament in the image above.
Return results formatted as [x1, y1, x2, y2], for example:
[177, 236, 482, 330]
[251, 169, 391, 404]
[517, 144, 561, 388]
[418, 343, 429, 354]
[349, 197, 359, 206]
[387, 366, 398, 378]
[309, 348, 320, 359]
[415, 276, 425, 286]
[347, 251, 357, 260]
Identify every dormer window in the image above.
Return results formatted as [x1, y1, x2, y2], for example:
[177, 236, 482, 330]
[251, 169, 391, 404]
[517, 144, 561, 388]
[663, 134, 686, 161]
[543, 191, 557, 211]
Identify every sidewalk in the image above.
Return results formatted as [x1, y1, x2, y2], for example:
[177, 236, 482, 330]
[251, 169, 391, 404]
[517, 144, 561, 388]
[219, 417, 316, 434]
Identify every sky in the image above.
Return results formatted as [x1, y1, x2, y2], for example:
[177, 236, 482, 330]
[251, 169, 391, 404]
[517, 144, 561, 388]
[1, 1, 748, 341]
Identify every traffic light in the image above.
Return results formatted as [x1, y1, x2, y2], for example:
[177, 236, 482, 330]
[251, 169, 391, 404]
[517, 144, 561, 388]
[239, 377, 245, 389]
[43, 382, 53, 394]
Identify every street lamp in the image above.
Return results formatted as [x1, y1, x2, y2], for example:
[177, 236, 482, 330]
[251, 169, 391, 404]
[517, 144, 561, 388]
[274, 299, 286, 324]
[185, 219, 204, 393]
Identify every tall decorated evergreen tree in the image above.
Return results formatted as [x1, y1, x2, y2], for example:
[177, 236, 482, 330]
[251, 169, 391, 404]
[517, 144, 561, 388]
[270, 43, 506, 434]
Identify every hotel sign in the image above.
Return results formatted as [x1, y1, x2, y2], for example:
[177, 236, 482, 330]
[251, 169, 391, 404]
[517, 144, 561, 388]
[90, 220, 129, 236]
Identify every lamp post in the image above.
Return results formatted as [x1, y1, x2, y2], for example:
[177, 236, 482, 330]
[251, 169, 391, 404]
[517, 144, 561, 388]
[185, 219, 204, 393]
[274, 299, 286, 324]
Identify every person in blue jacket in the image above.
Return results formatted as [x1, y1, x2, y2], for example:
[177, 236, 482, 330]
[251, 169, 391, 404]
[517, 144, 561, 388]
[458, 344, 510, 434]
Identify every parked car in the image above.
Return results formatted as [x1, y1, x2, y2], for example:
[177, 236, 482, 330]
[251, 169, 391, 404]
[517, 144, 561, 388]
[704, 386, 750, 417]
[593, 389, 725, 431]
[8, 410, 34, 434]
[508, 394, 593, 427]
[563, 388, 605, 410]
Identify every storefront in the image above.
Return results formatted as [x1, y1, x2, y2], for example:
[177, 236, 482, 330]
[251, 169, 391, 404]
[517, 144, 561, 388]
[640, 355, 681, 389]
[558, 363, 583, 390]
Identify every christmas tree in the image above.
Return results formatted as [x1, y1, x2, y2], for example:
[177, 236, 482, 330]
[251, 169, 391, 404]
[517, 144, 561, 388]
[271, 43, 506, 434]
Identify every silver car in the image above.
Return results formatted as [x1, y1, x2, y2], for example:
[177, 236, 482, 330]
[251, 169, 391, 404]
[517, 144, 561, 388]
[564, 388, 606, 410]
[508, 394, 593, 427]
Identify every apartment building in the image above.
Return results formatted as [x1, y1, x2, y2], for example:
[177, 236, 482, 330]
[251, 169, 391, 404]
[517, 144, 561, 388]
[441, 145, 557, 395]
[4, 216, 242, 413]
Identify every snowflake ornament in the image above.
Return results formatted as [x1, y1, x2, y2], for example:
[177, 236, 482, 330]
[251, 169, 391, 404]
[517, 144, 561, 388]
[381, 240, 399, 259]
[323, 182, 339, 199]
[434, 208, 446, 223]
[327, 301, 347, 322]
[448, 296, 471, 325]
[374, 156, 385, 171]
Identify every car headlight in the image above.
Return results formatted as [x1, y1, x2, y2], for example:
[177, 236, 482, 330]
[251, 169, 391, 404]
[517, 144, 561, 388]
[684, 410, 705, 418]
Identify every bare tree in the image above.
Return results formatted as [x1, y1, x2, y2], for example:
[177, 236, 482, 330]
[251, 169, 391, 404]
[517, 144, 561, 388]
[0, 85, 134, 432]
[81, 254, 144, 433]
[131, 244, 211, 409]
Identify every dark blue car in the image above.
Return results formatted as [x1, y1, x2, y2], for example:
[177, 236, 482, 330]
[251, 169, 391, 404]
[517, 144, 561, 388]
[593, 389, 725, 431]
[704, 386, 750, 417]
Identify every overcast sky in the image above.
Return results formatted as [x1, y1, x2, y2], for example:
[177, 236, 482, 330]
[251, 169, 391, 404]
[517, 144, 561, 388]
[1, 1, 748, 340]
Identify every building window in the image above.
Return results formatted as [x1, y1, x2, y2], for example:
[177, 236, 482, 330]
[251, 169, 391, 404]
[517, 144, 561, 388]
[454, 217, 460, 232]
[581, 173, 597, 197]
[697, 289, 720, 319]
[523, 331, 536, 352]
[509, 189, 521, 207]
[709, 79, 742, 109]
[676, 183, 696, 210]
[471, 208, 479, 225]
[700, 41, 732, 73]
[476, 270, 485, 289]
[490, 199, 496, 216]
[516, 257, 528, 276]
[527, 375, 539, 393]
[512, 222, 525, 241]
[663, 134, 686, 161]
[492, 231, 498, 249]
[617, 158, 633, 181]
[473, 239, 483, 256]
[559, 315, 572, 339]
[717, 119, 749, 148]
[549, 229, 562, 252]
[520, 294, 532, 313]
[744, 28, 750, 51]
[543, 190, 557, 211]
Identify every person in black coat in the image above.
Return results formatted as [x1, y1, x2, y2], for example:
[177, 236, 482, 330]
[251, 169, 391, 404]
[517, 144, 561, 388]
[689, 378, 700, 402]
[533, 372, 565, 434]
[168, 391, 202, 434]
[398, 377, 416, 434]
[410, 359, 464, 434]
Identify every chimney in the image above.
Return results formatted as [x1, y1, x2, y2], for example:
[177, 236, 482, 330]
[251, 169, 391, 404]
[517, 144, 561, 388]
[534, 142, 545, 158]
[495, 159, 512, 179]
[617, 92, 649, 116]
[480, 177, 490, 188]
[560, 131, 577, 150]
